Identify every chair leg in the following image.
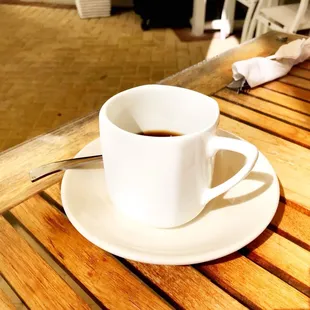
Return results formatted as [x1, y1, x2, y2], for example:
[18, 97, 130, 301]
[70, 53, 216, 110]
[240, 2, 257, 43]
[247, 17, 257, 41]
[256, 21, 265, 37]
[246, 0, 266, 41]
[220, 0, 236, 40]
[192, 0, 206, 36]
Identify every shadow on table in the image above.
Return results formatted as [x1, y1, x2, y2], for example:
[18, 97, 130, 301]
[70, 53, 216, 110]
[187, 149, 275, 228]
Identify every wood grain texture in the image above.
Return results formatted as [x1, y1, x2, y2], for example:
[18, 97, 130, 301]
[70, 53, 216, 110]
[245, 229, 310, 296]
[161, 32, 304, 95]
[216, 88, 310, 130]
[248, 87, 310, 115]
[45, 183, 310, 252]
[271, 202, 310, 251]
[218, 115, 310, 208]
[0, 289, 16, 310]
[298, 60, 310, 70]
[290, 67, 310, 80]
[1, 31, 310, 308]
[44, 183, 310, 254]
[264, 81, 310, 102]
[127, 262, 246, 310]
[44, 182, 62, 206]
[0, 112, 99, 214]
[43, 185, 310, 307]
[197, 252, 309, 309]
[43, 181, 310, 306]
[0, 31, 305, 216]
[10, 196, 171, 310]
[44, 185, 310, 306]
[280, 75, 310, 90]
[0, 216, 90, 310]
[42, 187, 247, 309]
[215, 96, 310, 148]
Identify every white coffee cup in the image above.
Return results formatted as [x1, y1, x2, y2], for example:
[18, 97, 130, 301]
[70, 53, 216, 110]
[99, 85, 258, 228]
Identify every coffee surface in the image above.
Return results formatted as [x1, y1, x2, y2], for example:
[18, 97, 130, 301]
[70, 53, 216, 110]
[137, 130, 182, 137]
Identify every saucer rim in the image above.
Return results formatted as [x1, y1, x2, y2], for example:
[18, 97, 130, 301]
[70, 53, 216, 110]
[61, 129, 280, 265]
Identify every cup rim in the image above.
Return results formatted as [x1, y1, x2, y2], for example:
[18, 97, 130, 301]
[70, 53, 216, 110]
[99, 84, 219, 140]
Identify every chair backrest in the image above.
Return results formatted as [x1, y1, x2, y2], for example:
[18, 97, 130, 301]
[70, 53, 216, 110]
[287, 0, 309, 32]
[238, 0, 259, 6]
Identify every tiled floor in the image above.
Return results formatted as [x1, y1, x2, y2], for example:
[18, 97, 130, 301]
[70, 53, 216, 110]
[0, 3, 239, 152]
[0, 3, 240, 308]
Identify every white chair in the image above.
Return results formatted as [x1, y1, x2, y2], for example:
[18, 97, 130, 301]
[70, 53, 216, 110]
[247, 0, 310, 40]
[221, 0, 259, 42]
[191, 0, 252, 39]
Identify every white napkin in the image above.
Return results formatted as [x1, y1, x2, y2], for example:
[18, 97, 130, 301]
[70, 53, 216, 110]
[232, 38, 310, 88]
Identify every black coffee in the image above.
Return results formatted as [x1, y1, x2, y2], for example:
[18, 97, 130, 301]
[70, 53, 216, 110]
[137, 130, 182, 137]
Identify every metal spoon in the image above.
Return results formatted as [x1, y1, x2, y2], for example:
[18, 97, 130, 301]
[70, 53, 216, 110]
[29, 155, 103, 182]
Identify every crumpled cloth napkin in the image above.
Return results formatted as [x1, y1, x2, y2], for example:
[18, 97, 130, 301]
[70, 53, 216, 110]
[229, 38, 310, 90]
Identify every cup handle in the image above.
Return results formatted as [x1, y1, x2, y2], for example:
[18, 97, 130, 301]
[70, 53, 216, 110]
[202, 135, 259, 204]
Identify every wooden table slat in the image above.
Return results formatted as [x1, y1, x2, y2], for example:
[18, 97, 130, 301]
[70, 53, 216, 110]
[219, 115, 310, 208]
[10, 196, 171, 310]
[43, 183, 62, 206]
[290, 66, 310, 80]
[1, 31, 310, 309]
[248, 87, 310, 116]
[264, 81, 310, 102]
[279, 75, 310, 91]
[216, 88, 310, 130]
[197, 253, 309, 310]
[162, 32, 304, 95]
[14, 188, 247, 310]
[126, 262, 246, 310]
[271, 202, 310, 251]
[215, 97, 310, 148]
[44, 183, 310, 301]
[0, 216, 90, 310]
[244, 229, 310, 296]
[45, 184, 310, 252]
[44, 182, 310, 305]
[43, 182, 310, 292]
[298, 60, 310, 70]
[0, 112, 99, 215]
[0, 31, 305, 216]
[0, 289, 16, 310]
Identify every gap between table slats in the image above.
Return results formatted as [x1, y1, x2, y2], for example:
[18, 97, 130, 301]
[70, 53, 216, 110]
[213, 96, 310, 149]
[45, 182, 310, 253]
[0, 216, 90, 310]
[290, 67, 310, 80]
[279, 75, 310, 91]
[121, 259, 247, 310]
[297, 60, 310, 70]
[43, 185, 310, 298]
[195, 252, 309, 310]
[241, 229, 310, 297]
[11, 194, 310, 309]
[10, 196, 246, 310]
[44, 112, 310, 212]
[0, 289, 16, 310]
[218, 115, 310, 209]
[216, 88, 310, 131]
[270, 202, 310, 251]
[3, 212, 102, 310]
[247, 87, 310, 116]
[264, 81, 310, 102]
[9, 196, 172, 310]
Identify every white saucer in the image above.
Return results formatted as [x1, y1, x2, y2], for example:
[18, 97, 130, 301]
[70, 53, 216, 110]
[61, 129, 279, 265]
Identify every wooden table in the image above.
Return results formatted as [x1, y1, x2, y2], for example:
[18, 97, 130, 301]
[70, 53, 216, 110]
[0, 31, 309, 309]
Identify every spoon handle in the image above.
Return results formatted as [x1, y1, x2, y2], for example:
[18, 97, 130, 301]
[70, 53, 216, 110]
[29, 155, 102, 182]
